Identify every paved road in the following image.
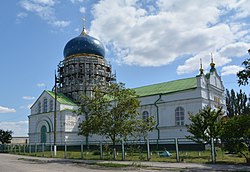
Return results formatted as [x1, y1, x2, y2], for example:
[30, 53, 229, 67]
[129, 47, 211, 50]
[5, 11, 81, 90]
[0, 154, 144, 172]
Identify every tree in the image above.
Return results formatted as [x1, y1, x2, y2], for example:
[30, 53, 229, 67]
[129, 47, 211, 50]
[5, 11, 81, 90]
[0, 129, 13, 144]
[220, 115, 250, 163]
[78, 82, 154, 159]
[226, 89, 250, 117]
[186, 106, 224, 163]
[237, 49, 250, 86]
[135, 116, 155, 140]
[226, 89, 236, 117]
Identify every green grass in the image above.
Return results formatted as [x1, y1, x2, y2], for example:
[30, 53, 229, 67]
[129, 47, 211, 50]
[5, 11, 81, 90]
[96, 162, 130, 168]
[9, 148, 247, 164]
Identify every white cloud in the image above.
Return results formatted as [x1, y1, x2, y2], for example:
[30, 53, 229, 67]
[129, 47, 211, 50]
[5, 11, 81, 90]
[0, 106, 16, 114]
[37, 83, 46, 87]
[16, 12, 28, 23]
[79, 6, 85, 13]
[89, 0, 250, 73]
[20, 0, 70, 28]
[70, 0, 84, 3]
[176, 52, 231, 75]
[52, 20, 71, 27]
[0, 121, 28, 136]
[74, 28, 80, 32]
[219, 42, 250, 58]
[32, 0, 55, 6]
[221, 65, 244, 76]
[22, 96, 35, 100]
[17, 12, 28, 18]
[20, 104, 33, 109]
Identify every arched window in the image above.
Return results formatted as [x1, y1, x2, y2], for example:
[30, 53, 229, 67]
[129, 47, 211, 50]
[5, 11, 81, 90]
[40, 125, 47, 143]
[142, 111, 149, 121]
[49, 99, 53, 112]
[38, 101, 41, 113]
[175, 106, 185, 126]
[43, 98, 47, 113]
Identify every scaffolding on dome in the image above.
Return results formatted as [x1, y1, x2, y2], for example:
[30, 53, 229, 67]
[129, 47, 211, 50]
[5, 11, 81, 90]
[56, 54, 116, 103]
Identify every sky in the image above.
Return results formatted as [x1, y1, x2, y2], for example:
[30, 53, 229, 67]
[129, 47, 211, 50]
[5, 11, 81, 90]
[0, 0, 250, 136]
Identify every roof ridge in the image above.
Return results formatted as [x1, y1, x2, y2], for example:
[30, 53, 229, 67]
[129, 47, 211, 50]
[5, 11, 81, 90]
[133, 77, 197, 97]
[133, 77, 196, 89]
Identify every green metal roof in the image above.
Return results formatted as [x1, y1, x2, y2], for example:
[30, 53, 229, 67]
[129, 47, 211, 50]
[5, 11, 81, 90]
[46, 90, 77, 106]
[133, 77, 197, 97]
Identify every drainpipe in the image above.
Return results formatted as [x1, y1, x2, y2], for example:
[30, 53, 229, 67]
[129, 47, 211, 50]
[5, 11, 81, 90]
[154, 94, 162, 150]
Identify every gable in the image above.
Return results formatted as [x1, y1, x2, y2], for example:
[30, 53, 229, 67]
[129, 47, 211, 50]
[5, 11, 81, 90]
[30, 90, 77, 109]
[134, 77, 197, 97]
[207, 70, 224, 90]
[46, 91, 77, 106]
[30, 90, 49, 109]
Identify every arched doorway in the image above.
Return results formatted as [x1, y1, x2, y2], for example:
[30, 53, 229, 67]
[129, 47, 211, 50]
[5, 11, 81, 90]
[41, 125, 47, 143]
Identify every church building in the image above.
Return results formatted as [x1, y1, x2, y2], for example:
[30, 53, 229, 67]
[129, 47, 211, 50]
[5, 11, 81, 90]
[28, 25, 226, 144]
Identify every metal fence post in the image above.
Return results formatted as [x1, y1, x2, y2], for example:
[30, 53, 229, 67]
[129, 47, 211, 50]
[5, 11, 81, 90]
[23, 145, 26, 154]
[175, 138, 180, 162]
[147, 138, 151, 161]
[42, 143, 45, 157]
[50, 144, 53, 157]
[211, 137, 215, 163]
[97, 141, 103, 160]
[121, 139, 125, 161]
[35, 143, 37, 155]
[81, 143, 84, 159]
[29, 144, 31, 154]
[64, 143, 67, 159]
[19, 145, 21, 154]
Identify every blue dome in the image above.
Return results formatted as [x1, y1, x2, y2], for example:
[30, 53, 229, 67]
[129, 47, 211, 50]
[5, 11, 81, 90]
[63, 33, 105, 58]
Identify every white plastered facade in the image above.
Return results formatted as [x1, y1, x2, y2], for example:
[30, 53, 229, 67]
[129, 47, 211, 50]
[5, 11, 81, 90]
[29, 70, 225, 144]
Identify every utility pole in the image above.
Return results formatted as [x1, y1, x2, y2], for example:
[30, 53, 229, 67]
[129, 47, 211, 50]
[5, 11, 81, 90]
[54, 72, 58, 156]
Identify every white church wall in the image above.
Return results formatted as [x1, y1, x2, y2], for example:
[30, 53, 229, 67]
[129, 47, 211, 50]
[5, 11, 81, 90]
[137, 87, 205, 140]
[60, 104, 78, 111]
[135, 74, 227, 141]
[200, 76, 207, 89]
[201, 88, 209, 100]
[139, 95, 160, 105]
[158, 99, 202, 127]
[140, 104, 155, 114]
[138, 89, 200, 106]
[160, 89, 200, 103]
[63, 110, 88, 143]
[29, 110, 69, 144]
[209, 72, 224, 90]
[82, 134, 104, 142]
[64, 112, 79, 132]
[159, 126, 189, 138]
[154, 98, 204, 140]
[29, 70, 226, 144]
[29, 112, 54, 144]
